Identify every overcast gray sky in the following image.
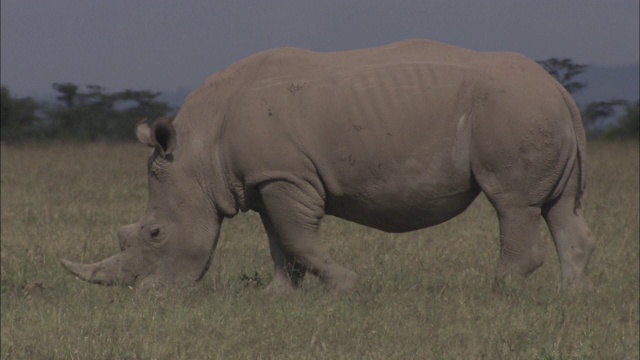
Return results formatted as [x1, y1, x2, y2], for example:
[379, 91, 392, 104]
[2, 0, 638, 96]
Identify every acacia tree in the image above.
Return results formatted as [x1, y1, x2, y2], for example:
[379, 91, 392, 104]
[52, 82, 79, 108]
[536, 58, 588, 95]
[49, 82, 89, 139]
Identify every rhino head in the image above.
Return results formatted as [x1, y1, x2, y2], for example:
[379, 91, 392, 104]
[60, 117, 228, 288]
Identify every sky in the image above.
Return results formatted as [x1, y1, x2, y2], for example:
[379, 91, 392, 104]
[2, 0, 638, 97]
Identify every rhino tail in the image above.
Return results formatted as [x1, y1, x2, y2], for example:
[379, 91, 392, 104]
[558, 84, 587, 214]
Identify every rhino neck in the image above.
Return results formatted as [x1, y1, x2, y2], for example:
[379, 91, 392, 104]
[190, 118, 239, 219]
[213, 113, 242, 218]
[213, 153, 239, 217]
[172, 103, 240, 219]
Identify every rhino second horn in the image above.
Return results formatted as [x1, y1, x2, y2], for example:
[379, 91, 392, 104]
[60, 253, 134, 286]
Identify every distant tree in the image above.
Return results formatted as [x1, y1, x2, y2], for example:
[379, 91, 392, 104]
[115, 89, 173, 119]
[49, 82, 88, 139]
[112, 89, 174, 139]
[1, 86, 44, 142]
[52, 82, 79, 108]
[536, 58, 588, 95]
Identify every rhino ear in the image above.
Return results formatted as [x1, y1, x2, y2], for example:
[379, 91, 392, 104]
[150, 117, 176, 158]
[136, 118, 154, 148]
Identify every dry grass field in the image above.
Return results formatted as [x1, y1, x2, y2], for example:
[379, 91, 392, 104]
[1, 140, 638, 359]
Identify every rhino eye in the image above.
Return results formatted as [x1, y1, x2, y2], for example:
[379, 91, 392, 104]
[150, 228, 161, 238]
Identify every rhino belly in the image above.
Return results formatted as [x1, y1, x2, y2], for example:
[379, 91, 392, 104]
[325, 182, 480, 233]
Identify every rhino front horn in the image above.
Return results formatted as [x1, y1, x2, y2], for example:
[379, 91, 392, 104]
[60, 252, 138, 286]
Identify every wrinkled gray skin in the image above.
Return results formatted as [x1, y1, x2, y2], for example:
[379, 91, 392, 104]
[61, 40, 595, 292]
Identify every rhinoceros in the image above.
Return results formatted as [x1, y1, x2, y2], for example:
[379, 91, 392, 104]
[60, 39, 595, 292]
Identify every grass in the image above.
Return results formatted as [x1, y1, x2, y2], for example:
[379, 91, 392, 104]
[1, 140, 638, 359]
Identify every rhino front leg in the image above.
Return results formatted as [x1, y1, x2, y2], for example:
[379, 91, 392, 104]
[260, 213, 306, 293]
[259, 181, 358, 292]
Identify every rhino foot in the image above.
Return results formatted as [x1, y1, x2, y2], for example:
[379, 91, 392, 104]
[321, 267, 358, 292]
[263, 273, 298, 294]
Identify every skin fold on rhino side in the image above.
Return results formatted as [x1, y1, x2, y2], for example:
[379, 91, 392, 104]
[60, 39, 595, 292]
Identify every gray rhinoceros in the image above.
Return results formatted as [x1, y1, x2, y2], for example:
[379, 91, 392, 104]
[61, 39, 595, 292]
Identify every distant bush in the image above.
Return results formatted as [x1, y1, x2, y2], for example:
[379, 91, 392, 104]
[1, 77, 638, 142]
[582, 99, 639, 138]
[604, 99, 639, 138]
[1, 83, 175, 143]
[1, 86, 48, 142]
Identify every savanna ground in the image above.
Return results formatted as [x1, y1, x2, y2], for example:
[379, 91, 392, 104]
[1, 140, 638, 359]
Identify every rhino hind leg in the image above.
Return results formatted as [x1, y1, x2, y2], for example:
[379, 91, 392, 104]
[492, 205, 547, 283]
[259, 181, 358, 292]
[542, 193, 595, 291]
[260, 213, 307, 293]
